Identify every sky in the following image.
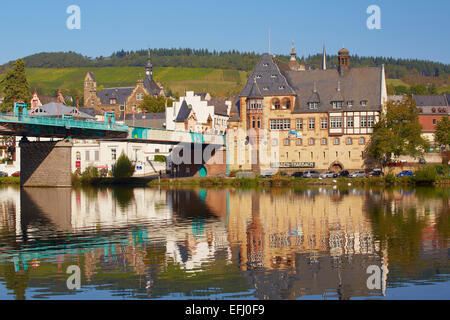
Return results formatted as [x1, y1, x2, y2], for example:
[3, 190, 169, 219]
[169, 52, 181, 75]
[0, 0, 449, 65]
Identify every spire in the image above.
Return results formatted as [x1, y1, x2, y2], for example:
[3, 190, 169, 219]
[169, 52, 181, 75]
[322, 43, 327, 70]
[290, 40, 296, 61]
[146, 47, 153, 79]
[268, 27, 271, 55]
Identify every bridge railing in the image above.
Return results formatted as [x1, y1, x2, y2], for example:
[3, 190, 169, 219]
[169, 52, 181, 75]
[0, 113, 129, 133]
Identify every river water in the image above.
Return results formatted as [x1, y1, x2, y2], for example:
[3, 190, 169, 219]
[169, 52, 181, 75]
[0, 185, 448, 300]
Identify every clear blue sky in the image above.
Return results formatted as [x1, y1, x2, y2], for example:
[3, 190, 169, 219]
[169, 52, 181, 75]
[0, 0, 449, 64]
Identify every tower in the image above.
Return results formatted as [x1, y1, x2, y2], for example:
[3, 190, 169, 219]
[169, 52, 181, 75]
[338, 47, 350, 72]
[290, 40, 297, 62]
[84, 72, 97, 106]
[145, 48, 153, 80]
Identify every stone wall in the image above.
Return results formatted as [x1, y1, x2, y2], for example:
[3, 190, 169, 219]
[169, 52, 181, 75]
[20, 140, 73, 187]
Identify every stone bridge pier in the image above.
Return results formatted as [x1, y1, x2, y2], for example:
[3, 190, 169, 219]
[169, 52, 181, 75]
[19, 138, 73, 187]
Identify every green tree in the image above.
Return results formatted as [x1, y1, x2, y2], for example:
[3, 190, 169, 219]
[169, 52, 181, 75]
[435, 116, 450, 149]
[138, 95, 167, 113]
[112, 152, 135, 179]
[365, 97, 430, 168]
[0, 59, 32, 112]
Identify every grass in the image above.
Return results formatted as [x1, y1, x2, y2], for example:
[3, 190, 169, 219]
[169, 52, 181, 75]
[9, 66, 248, 98]
[0, 177, 20, 184]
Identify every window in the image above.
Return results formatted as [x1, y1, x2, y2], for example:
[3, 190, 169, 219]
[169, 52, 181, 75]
[111, 149, 117, 161]
[252, 117, 256, 128]
[361, 100, 368, 107]
[76, 152, 81, 161]
[284, 139, 290, 146]
[330, 117, 343, 128]
[334, 138, 340, 145]
[308, 102, 319, 109]
[359, 137, 366, 145]
[347, 116, 354, 128]
[321, 118, 328, 129]
[272, 99, 281, 109]
[433, 119, 437, 125]
[321, 138, 327, 145]
[346, 138, 353, 145]
[282, 98, 291, 109]
[309, 138, 315, 146]
[270, 119, 290, 130]
[119, 105, 125, 111]
[109, 98, 117, 105]
[308, 118, 315, 130]
[263, 63, 269, 67]
[94, 151, 99, 161]
[296, 138, 303, 146]
[332, 101, 344, 109]
[257, 117, 261, 129]
[271, 74, 277, 78]
[347, 101, 354, 107]
[361, 116, 367, 128]
[272, 139, 278, 146]
[296, 119, 303, 130]
[91, 99, 95, 106]
[85, 151, 90, 161]
[368, 116, 374, 128]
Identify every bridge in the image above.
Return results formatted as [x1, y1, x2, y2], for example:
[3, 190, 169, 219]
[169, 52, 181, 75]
[0, 103, 227, 186]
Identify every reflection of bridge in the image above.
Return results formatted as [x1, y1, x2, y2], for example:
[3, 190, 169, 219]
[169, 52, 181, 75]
[0, 105, 225, 186]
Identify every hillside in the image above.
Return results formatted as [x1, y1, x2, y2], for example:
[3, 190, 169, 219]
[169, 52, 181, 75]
[6, 67, 249, 99]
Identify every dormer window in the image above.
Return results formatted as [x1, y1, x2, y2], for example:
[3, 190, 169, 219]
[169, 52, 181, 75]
[279, 86, 285, 90]
[256, 75, 262, 79]
[263, 63, 269, 67]
[308, 102, 319, 109]
[263, 87, 269, 91]
[109, 98, 117, 104]
[347, 101, 353, 107]
[332, 101, 344, 109]
[361, 100, 368, 107]
[271, 75, 277, 78]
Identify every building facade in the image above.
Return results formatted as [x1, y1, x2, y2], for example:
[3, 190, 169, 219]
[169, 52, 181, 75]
[229, 45, 388, 173]
[83, 49, 165, 116]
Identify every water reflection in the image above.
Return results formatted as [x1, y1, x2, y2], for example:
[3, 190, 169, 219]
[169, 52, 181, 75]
[0, 185, 448, 300]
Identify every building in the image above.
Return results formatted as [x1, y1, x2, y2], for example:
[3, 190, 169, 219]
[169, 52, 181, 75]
[412, 94, 450, 143]
[229, 44, 387, 173]
[30, 90, 66, 109]
[166, 91, 231, 134]
[83, 49, 165, 116]
[30, 102, 95, 120]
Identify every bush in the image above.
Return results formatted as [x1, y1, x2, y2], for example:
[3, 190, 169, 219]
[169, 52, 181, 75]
[153, 155, 166, 163]
[80, 166, 100, 184]
[411, 166, 438, 184]
[112, 152, 135, 179]
[384, 173, 397, 184]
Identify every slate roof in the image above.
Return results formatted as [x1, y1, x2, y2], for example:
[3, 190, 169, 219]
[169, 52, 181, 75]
[208, 97, 229, 117]
[229, 95, 241, 122]
[97, 87, 134, 105]
[175, 100, 193, 122]
[412, 94, 449, 115]
[87, 72, 96, 82]
[30, 102, 95, 119]
[78, 107, 97, 117]
[124, 113, 166, 128]
[282, 67, 383, 113]
[143, 75, 163, 96]
[240, 53, 296, 97]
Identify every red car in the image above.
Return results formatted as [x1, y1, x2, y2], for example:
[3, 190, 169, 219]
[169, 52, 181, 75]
[11, 172, 20, 177]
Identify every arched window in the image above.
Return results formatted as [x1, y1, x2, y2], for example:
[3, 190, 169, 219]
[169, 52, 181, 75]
[282, 98, 291, 109]
[272, 98, 281, 110]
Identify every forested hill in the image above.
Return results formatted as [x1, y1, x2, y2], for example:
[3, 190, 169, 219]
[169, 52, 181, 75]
[2, 48, 449, 84]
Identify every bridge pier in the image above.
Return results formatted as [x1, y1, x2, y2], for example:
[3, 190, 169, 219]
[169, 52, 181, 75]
[19, 139, 73, 187]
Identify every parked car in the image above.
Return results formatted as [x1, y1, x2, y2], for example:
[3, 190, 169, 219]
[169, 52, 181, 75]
[303, 170, 321, 178]
[348, 171, 367, 178]
[338, 170, 350, 177]
[368, 169, 384, 177]
[291, 171, 304, 178]
[11, 171, 20, 177]
[397, 170, 413, 177]
[0, 171, 8, 177]
[320, 171, 339, 179]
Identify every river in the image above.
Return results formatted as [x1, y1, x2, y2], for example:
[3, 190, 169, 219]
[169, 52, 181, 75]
[0, 185, 448, 300]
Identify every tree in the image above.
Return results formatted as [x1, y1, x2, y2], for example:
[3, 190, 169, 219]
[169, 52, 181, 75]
[112, 152, 135, 179]
[138, 95, 172, 113]
[0, 59, 32, 112]
[435, 116, 450, 149]
[365, 97, 430, 168]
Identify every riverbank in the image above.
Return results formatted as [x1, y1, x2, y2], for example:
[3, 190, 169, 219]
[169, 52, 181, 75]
[0, 177, 20, 185]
